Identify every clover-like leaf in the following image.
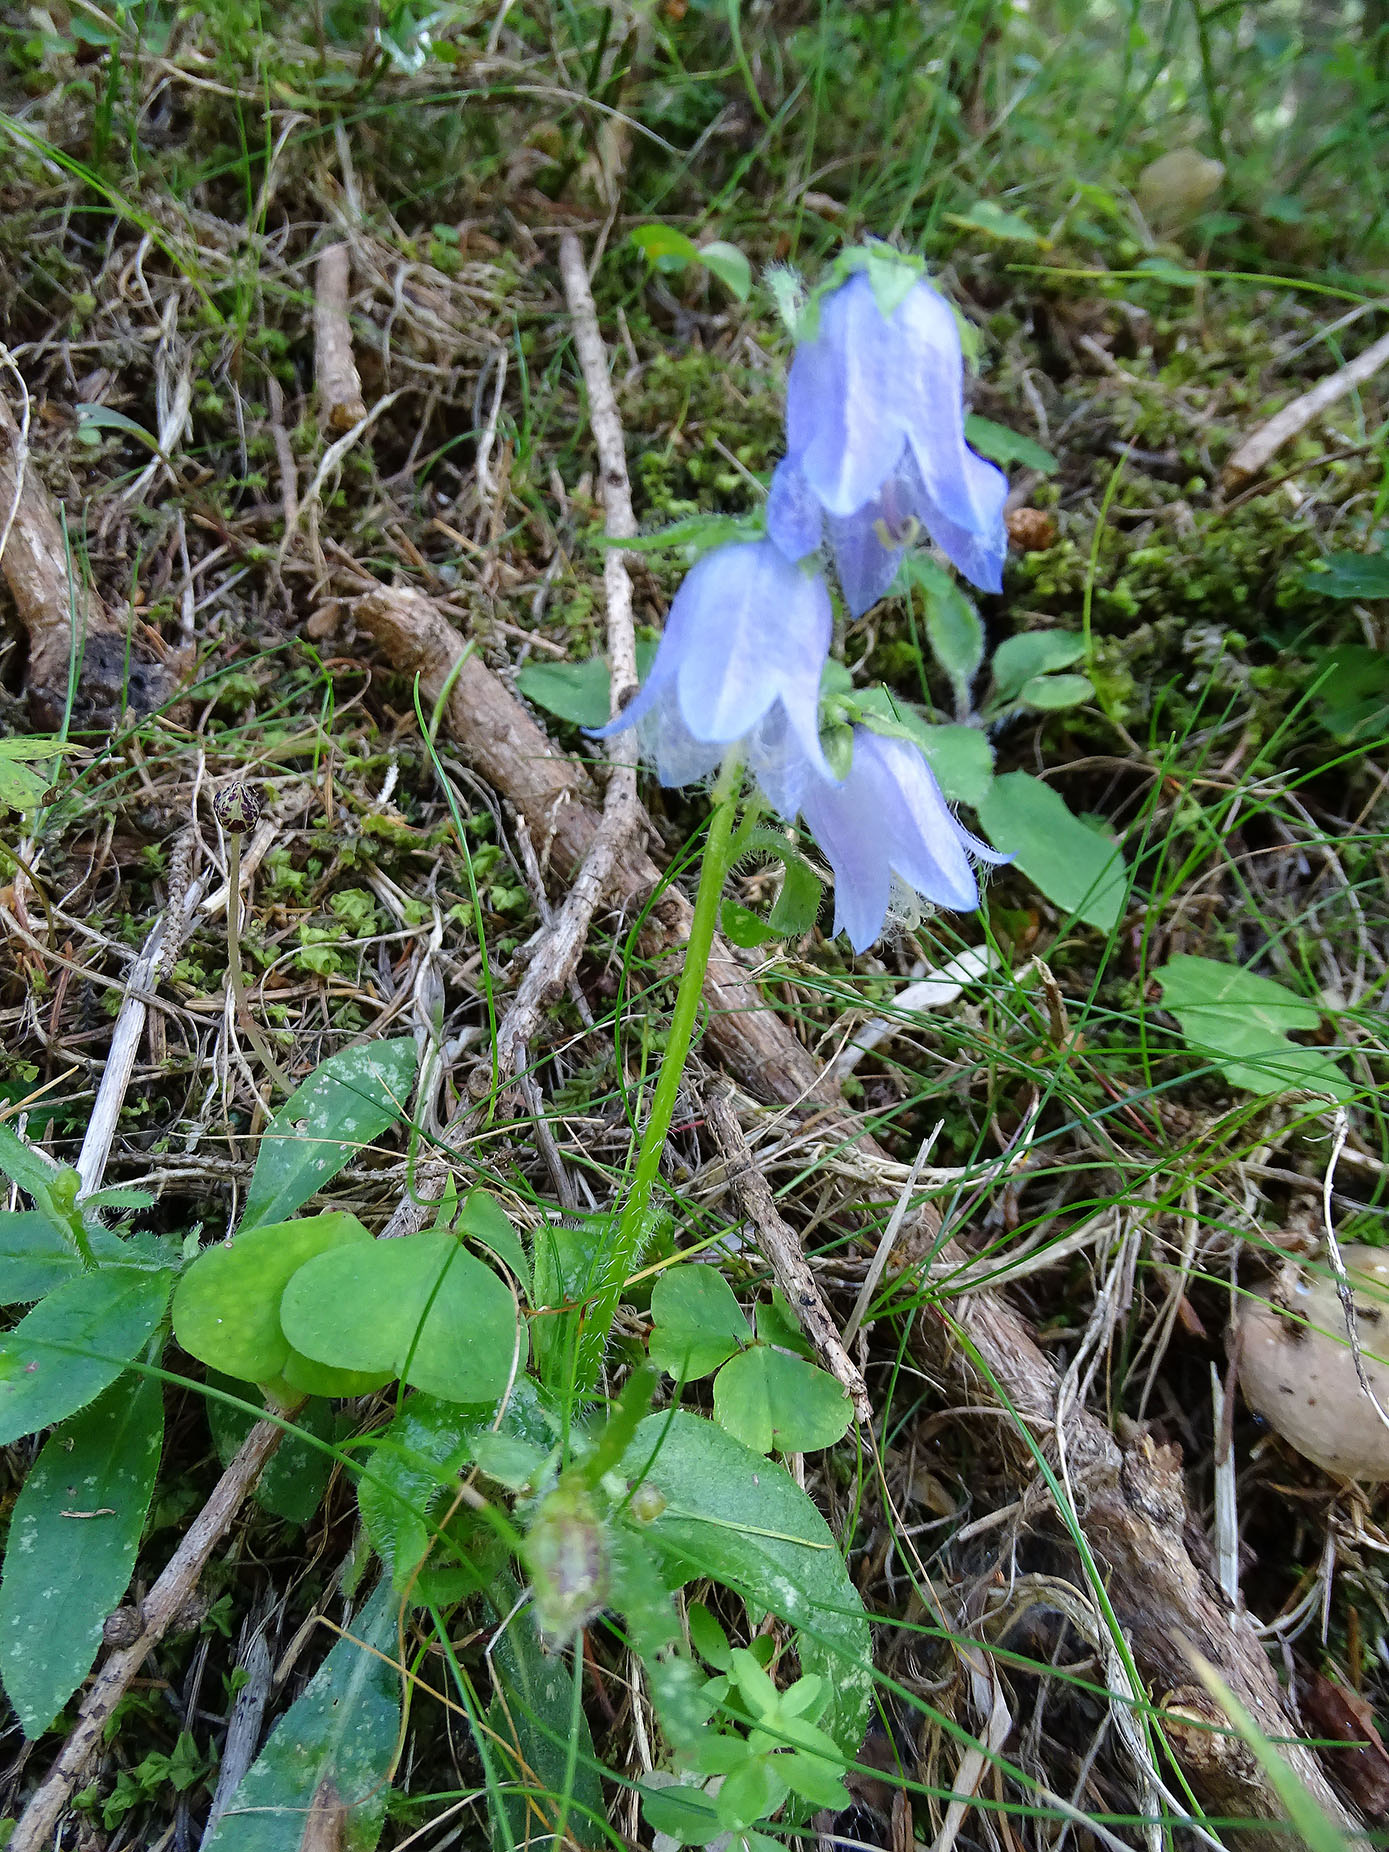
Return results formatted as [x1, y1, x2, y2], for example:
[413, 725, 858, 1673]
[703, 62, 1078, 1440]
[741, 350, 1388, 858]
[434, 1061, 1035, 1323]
[649, 1267, 752, 1381]
[712, 1346, 853, 1456]
[280, 1233, 523, 1403]
[172, 1211, 375, 1386]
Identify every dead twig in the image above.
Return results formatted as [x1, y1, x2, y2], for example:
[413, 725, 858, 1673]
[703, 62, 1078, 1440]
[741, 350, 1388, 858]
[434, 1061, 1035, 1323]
[703, 1082, 871, 1424]
[11, 1418, 286, 1852]
[315, 243, 368, 432]
[347, 587, 1354, 1840]
[1222, 324, 1389, 492]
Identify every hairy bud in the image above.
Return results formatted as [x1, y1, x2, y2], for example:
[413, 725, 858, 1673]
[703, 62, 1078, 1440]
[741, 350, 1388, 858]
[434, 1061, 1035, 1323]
[213, 782, 261, 836]
[524, 1482, 609, 1643]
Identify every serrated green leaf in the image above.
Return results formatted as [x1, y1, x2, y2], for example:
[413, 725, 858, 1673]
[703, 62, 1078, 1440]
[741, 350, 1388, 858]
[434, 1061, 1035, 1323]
[964, 414, 1059, 475]
[173, 1212, 375, 1386]
[280, 1234, 524, 1403]
[239, 1040, 418, 1231]
[1155, 955, 1354, 1103]
[205, 1579, 401, 1851]
[622, 1412, 872, 1757]
[712, 1347, 853, 1456]
[765, 855, 822, 937]
[0, 1213, 82, 1304]
[697, 240, 752, 300]
[990, 631, 1087, 704]
[0, 1122, 64, 1198]
[649, 1267, 752, 1380]
[0, 1268, 172, 1445]
[0, 1371, 163, 1736]
[977, 772, 1124, 933]
[1017, 671, 1094, 711]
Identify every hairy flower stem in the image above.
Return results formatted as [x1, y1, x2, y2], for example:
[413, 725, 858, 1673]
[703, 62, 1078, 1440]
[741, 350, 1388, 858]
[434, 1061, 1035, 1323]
[575, 755, 743, 1392]
[224, 835, 295, 1099]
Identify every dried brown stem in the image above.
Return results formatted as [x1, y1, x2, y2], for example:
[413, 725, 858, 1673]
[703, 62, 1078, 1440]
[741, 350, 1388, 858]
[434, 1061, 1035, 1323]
[703, 1083, 872, 1424]
[11, 1417, 285, 1852]
[1222, 324, 1389, 492]
[352, 572, 1355, 1838]
[314, 243, 367, 433]
[0, 378, 186, 729]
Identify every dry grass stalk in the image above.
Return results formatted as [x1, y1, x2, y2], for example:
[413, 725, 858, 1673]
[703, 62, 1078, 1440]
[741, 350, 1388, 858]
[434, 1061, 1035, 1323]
[703, 1082, 872, 1423]
[1222, 324, 1389, 492]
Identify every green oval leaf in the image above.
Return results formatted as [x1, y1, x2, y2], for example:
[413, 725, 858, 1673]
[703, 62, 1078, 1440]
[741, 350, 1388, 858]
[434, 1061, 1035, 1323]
[1155, 955, 1354, 1102]
[172, 1212, 374, 1385]
[622, 1412, 872, 1758]
[696, 240, 752, 301]
[239, 1039, 418, 1232]
[712, 1346, 853, 1455]
[280, 1234, 523, 1403]
[976, 771, 1125, 933]
[990, 630, 1087, 705]
[0, 1267, 173, 1445]
[649, 1266, 752, 1381]
[1017, 671, 1094, 711]
[964, 414, 1058, 475]
[0, 1370, 164, 1736]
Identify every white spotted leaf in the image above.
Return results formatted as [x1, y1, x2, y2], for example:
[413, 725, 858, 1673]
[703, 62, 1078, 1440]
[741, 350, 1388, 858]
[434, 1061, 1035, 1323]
[239, 1038, 418, 1231]
[0, 1369, 164, 1735]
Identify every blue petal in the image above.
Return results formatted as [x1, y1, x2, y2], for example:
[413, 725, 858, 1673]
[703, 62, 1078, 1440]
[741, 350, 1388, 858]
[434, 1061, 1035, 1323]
[655, 542, 832, 774]
[859, 731, 979, 910]
[786, 274, 906, 518]
[765, 457, 823, 563]
[637, 688, 725, 788]
[800, 765, 892, 953]
[826, 494, 907, 617]
[747, 703, 832, 819]
[894, 283, 1009, 593]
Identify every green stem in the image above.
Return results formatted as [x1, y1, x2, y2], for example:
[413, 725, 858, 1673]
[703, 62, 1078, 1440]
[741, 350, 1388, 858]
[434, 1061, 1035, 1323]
[575, 755, 744, 1391]
[225, 834, 295, 1098]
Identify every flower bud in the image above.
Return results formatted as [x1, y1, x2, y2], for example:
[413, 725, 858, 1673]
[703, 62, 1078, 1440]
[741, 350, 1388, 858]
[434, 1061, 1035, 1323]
[524, 1482, 609, 1643]
[628, 1481, 666, 1524]
[213, 782, 262, 836]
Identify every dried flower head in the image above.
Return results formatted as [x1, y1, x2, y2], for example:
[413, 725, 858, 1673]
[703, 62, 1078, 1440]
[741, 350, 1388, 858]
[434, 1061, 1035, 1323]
[213, 782, 261, 836]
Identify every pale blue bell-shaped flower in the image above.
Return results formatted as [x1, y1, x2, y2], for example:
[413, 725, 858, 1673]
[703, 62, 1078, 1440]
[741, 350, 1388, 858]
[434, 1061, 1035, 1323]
[766, 269, 1008, 611]
[591, 539, 835, 786]
[797, 728, 1005, 953]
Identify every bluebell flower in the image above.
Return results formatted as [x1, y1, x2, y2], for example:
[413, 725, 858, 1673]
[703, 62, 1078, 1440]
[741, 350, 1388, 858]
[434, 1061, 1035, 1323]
[592, 539, 835, 786]
[795, 728, 1004, 952]
[765, 269, 1008, 612]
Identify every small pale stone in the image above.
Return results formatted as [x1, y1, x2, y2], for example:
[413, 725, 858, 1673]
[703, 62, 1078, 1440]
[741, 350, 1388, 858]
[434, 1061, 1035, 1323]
[1136, 149, 1225, 225]
[1236, 1244, 1389, 1480]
